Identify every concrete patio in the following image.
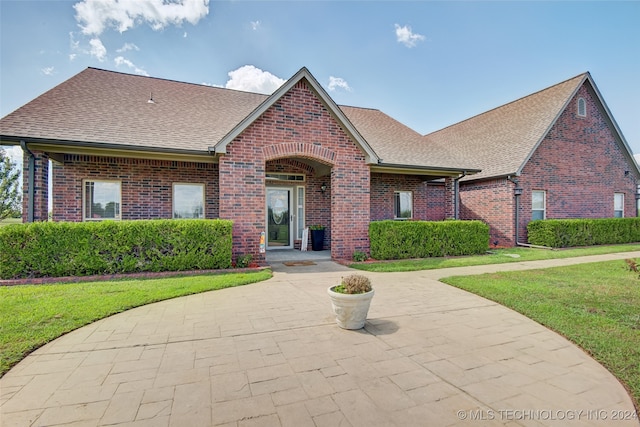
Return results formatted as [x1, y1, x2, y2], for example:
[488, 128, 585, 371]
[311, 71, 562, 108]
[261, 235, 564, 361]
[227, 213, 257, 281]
[1, 252, 639, 426]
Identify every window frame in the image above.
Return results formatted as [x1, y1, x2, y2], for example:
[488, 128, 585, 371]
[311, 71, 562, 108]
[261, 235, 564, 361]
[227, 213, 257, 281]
[394, 190, 413, 220]
[172, 183, 205, 219]
[577, 97, 587, 117]
[614, 193, 624, 218]
[82, 179, 122, 221]
[531, 190, 546, 220]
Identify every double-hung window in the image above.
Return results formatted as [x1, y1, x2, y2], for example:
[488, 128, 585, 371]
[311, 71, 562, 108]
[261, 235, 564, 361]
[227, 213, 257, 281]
[614, 193, 624, 218]
[83, 180, 121, 221]
[173, 183, 205, 219]
[394, 191, 413, 219]
[532, 190, 546, 220]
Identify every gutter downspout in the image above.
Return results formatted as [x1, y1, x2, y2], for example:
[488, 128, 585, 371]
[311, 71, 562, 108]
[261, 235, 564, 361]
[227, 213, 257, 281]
[507, 175, 525, 247]
[453, 171, 467, 219]
[507, 176, 553, 250]
[20, 140, 35, 222]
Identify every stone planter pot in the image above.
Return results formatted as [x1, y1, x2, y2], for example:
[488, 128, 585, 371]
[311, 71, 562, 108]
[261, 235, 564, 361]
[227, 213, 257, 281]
[327, 286, 375, 329]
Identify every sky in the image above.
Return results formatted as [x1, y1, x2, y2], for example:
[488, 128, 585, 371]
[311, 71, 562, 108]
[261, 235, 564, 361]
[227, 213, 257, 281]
[1, 0, 640, 170]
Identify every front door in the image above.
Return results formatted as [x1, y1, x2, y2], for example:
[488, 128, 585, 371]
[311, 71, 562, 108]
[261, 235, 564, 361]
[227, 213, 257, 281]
[266, 187, 293, 249]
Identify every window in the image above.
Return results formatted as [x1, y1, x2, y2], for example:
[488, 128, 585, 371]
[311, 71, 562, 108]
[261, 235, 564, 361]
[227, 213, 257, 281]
[614, 193, 624, 218]
[394, 191, 413, 219]
[577, 97, 586, 117]
[83, 180, 121, 221]
[532, 190, 546, 220]
[173, 183, 205, 219]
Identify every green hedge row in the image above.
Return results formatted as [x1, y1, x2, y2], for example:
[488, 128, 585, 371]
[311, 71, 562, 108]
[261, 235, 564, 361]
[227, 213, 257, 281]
[0, 219, 233, 280]
[527, 218, 640, 248]
[369, 220, 489, 260]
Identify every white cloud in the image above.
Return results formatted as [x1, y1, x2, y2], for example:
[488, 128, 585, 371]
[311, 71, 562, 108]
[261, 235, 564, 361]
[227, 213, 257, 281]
[73, 0, 210, 36]
[2, 145, 23, 167]
[89, 38, 107, 61]
[395, 24, 425, 48]
[328, 76, 351, 92]
[114, 56, 149, 76]
[116, 42, 139, 53]
[69, 53, 77, 61]
[41, 67, 55, 76]
[251, 20, 261, 30]
[224, 65, 285, 94]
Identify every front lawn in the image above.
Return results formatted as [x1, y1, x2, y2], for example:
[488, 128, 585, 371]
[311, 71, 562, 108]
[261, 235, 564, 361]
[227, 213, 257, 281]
[351, 244, 640, 272]
[0, 270, 272, 376]
[441, 260, 640, 409]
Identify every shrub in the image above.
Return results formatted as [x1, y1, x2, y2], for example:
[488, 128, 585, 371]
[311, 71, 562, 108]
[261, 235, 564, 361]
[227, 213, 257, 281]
[334, 274, 372, 294]
[527, 218, 640, 248]
[235, 254, 253, 268]
[0, 219, 233, 279]
[369, 220, 489, 260]
[352, 251, 368, 262]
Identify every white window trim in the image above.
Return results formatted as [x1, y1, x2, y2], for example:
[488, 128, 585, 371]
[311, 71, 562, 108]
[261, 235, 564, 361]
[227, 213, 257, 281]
[614, 193, 624, 218]
[577, 97, 587, 117]
[394, 190, 413, 220]
[83, 179, 122, 221]
[172, 183, 205, 219]
[532, 190, 546, 220]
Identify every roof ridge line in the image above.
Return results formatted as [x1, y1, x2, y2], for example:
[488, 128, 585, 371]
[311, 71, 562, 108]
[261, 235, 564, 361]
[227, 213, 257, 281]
[424, 72, 589, 137]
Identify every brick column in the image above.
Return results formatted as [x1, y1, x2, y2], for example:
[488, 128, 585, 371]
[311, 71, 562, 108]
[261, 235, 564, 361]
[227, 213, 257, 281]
[218, 153, 266, 266]
[330, 160, 370, 260]
[444, 177, 456, 219]
[22, 150, 49, 222]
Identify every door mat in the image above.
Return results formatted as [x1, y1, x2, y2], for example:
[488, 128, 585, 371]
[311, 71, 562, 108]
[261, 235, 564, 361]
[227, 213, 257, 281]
[282, 261, 317, 266]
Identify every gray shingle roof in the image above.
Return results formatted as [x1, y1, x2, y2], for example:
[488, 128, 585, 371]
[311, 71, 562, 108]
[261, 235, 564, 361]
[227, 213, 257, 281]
[0, 68, 268, 153]
[425, 73, 588, 181]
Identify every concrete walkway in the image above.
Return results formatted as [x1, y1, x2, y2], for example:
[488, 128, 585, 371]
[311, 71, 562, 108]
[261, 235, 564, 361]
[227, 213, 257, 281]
[2, 252, 639, 426]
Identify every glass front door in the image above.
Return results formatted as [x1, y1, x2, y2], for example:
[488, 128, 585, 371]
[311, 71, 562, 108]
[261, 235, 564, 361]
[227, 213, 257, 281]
[266, 188, 292, 249]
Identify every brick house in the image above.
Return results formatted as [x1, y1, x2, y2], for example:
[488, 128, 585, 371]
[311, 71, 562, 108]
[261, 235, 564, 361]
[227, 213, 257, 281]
[427, 72, 640, 246]
[1, 67, 637, 261]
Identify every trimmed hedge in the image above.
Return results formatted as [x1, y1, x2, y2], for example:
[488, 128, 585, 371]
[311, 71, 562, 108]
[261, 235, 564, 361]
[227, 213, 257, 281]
[369, 220, 489, 260]
[0, 219, 233, 280]
[527, 218, 640, 248]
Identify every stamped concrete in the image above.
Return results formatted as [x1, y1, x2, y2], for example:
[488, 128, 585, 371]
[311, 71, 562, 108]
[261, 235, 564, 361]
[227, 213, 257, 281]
[1, 252, 639, 426]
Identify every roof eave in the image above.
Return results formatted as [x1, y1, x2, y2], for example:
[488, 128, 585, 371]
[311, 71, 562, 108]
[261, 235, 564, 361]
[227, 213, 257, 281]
[1, 135, 217, 163]
[372, 162, 480, 178]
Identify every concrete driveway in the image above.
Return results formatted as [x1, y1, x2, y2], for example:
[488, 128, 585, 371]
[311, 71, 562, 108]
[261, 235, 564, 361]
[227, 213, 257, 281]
[1, 252, 639, 426]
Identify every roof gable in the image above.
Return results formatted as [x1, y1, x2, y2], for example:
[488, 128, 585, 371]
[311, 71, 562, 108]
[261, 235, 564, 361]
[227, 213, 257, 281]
[211, 67, 379, 164]
[425, 73, 588, 180]
[426, 72, 640, 181]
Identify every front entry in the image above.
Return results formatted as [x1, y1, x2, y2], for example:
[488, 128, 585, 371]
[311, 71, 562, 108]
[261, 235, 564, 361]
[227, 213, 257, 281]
[266, 187, 293, 249]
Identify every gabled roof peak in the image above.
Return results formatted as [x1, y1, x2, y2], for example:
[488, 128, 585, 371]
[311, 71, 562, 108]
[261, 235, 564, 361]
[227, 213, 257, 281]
[427, 72, 589, 136]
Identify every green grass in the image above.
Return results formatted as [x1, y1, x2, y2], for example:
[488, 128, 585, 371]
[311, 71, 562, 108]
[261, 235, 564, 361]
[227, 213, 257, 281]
[351, 244, 640, 272]
[0, 217, 21, 227]
[0, 270, 272, 376]
[441, 260, 640, 409]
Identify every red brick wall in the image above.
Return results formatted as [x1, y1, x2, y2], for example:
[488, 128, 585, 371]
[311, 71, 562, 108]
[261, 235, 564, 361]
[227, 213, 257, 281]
[517, 84, 638, 238]
[51, 155, 219, 222]
[460, 178, 515, 247]
[219, 80, 370, 262]
[460, 83, 639, 246]
[370, 173, 446, 221]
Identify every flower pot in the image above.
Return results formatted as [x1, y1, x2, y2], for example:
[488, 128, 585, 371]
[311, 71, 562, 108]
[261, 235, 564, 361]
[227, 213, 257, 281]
[327, 286, 375, 329]
[310, 229, 325, 251]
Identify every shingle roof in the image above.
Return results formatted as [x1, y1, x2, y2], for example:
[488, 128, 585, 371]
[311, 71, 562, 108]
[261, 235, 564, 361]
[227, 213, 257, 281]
[0, 68, 268, 154]
[425, 73, 588, 181]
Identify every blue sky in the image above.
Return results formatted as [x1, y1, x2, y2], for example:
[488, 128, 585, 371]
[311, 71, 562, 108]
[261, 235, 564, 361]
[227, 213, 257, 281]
[2, 0, 640, 168]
